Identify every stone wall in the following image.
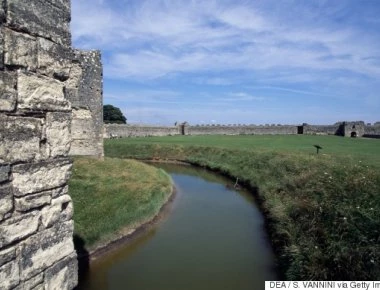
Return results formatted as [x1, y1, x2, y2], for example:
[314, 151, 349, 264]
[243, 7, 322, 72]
[104, 122, 380, 139]
[67, 50, 104, 158]
[104, 124, 179, 138]
[303, 124, 341, 135]
[1, 0, 77, 289]
[364, 123, 380, 138]
[187, 124, 298, 135]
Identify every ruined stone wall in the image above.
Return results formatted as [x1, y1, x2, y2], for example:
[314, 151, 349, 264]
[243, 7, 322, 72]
[303, 124, 341, 135]
[104, 124, 179, 138]
[364, 123, 380, 138]
[0, 1, 77, 289]
[67, 50, 104, 158]
[187, 124, 298, 135]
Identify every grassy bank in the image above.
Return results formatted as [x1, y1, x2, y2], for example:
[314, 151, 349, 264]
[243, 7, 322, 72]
[105, 135, 380, 280]
[69, 157, 173, 251]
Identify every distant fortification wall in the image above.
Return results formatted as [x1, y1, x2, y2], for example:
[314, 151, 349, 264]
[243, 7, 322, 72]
[0, 0, 101, 289]
[364, 123, 380, 138]
[187, 124, 298, 135]
[104, 124, 179, 138]
[104, 121, 380, 139]
[303, 124, 341, 135]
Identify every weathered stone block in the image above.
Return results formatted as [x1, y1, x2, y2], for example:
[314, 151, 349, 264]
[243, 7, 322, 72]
[12, 159, 72, 196]
[41, 194, 72, 228]
[0, 247, 16, 268]
[45, 112, 71, 158]
[37, 38, 73, 81]
[6, 0, 71, 46]
[0, 184, 13, 221]
[0, 211, 40, 248]
[44, 253, 77, 290]
[3, 28, 38, 70]
[13, 273, 44, 290]
[0, 71, 17, 112]
[0, 259, 20, 289]
[0, 115, 43, 163]
[17, 71, 70, 112]
[0, 0, 5, 23]
[20, 221, 75, 280]
[51, 185, 68, 199]
[15, 191, 52, 212]
[0, 27, 3, 69]
[0, 164, 10, 183]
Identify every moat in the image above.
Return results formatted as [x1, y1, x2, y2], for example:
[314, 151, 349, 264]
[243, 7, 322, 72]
[77, 164, 277, 290]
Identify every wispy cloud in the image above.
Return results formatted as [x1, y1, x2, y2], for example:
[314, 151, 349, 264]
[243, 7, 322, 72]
[72, 0, 380, 124]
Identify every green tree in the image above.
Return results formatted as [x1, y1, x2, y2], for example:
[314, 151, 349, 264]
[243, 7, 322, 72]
[103, 104, 127, 124]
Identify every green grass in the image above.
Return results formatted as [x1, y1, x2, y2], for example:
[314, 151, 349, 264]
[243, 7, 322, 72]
[105, 135, 380, 280]
[106, 135, 380, 167]
[69, 157, 172, 251]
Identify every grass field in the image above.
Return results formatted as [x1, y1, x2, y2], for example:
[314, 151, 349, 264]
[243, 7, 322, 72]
[106, 135, 380, 167]
[105, 135, 380, 280]
[69, 157, 172, 251]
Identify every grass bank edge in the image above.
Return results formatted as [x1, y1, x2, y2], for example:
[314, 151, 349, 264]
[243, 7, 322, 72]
[69, 157, 174, 254]
[105, 140, 380, 280]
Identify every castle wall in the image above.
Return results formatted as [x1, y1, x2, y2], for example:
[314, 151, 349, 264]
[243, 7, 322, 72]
[364, 123, 380, 138]
[1, 1, 77, 289]
[303, 124, 341, 135]
[67, 50, 104, 158]
[104, 124, 179, 138]
[187, 125, 298, 135]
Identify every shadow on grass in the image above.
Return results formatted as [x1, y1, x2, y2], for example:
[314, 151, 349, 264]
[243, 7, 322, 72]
[73, 234, 89, 289]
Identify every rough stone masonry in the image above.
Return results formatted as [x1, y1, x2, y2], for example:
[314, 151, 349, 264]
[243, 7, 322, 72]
[0, 0, 103, 289]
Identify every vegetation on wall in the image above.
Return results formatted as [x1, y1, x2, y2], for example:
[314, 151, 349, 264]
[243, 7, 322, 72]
[105, 135, 380, 280]
[103, 104, 127, 124]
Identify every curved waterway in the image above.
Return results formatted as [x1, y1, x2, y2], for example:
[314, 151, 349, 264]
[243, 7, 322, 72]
[77, 164, 277, 290]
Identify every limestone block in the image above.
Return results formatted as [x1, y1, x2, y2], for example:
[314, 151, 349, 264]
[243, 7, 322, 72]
[51, 185, 68, 199]
[42, 194, 72, 228]
[0, 184, 13, 221]
[0, 0, 5, 23]
[64, 63, 82, 90]
[44, 253, 77, 290]
[0, 28, 3, 69]
[71, 117, 96, 139]
[0, 115, 43, 163]
[0, 247, 16, 268]
[12, 159, 72, 196]
[0, 164, 10, 182]
[15, 191, 52, 212]
[13, 273, 44, 290]
[37, 37, 73, 81]
[0, 71, 17, 112]
[45, 112, 71, 157]
[6, 0, 71, 46]
[0, 211, 40, 248]
[70, 139, 103, 157]
[17, 71, 70, 112]
[0, 259, 20, 289]
[3, 28, 38, 70]
[19, 220, 75, 280]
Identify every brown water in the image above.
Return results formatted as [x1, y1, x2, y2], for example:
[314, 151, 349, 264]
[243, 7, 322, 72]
[76, 164, 277, 290]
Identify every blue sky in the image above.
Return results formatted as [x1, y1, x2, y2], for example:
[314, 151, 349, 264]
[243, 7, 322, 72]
[71, 0, 380, 125]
